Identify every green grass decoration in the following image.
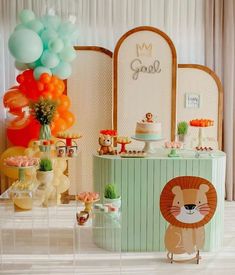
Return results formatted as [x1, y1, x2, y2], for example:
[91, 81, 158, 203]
[39, 158, 53, 171]
[177, 121, 188, 135]
[104, 183, 119, 199]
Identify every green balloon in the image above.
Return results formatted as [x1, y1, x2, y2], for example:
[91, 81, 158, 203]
[52, 61, 71, 80]
[27, 59, 41, 69]
[40, 15, 61, 30]
[48, 38, 64, 53]
[14, 24, 27, 31]
[40, 50, 60, 68]
[27, 19, 44, 34]
[15, 61, 28, 71]
[59, 46, 76, 62]
[33, 66, 52, 80]
[40, 28, 58, 47]
[19, 9, 35, 24]
[8, 29, 43, 63]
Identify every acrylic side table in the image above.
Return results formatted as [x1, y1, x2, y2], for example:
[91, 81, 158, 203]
[93, 148, 226, 252]
[74, 210, 121, 274]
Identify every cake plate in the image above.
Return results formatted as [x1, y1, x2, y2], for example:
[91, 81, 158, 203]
[131, 136, 164, 154]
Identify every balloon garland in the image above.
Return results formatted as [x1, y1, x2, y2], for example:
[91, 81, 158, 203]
[3, 9, 77, 147]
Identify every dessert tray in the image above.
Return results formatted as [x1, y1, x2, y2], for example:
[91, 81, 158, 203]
[120, 150, 147, 158]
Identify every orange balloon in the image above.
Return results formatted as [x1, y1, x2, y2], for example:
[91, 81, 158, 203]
[41, 92, 53, 100]
[57, 94, 71, 111]
[52, 118, 67, 135]
[40, 73, 51, 84]
[51, 76, 59, 85]
[61, 110, 75, 128]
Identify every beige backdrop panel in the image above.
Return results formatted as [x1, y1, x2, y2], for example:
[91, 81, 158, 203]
[67, 47, 112, 194]
[114, 27, 177, 148]
[177, 65, 223, 149]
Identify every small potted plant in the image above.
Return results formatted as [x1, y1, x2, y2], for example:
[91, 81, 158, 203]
[36, 158, 54, 183]
[177, 121, 188, 142]
[104, 183, 121, 209]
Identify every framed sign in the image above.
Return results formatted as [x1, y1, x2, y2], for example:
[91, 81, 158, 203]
[178, 64, 223, 149]
[113, 26, 177, 145]
[67, 46, 113, 194]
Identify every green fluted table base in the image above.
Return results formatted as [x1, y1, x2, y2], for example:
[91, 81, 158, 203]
[93, 152, 226, 252]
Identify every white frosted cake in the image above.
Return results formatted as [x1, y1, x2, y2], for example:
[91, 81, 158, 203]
[135, 113, 162, 140]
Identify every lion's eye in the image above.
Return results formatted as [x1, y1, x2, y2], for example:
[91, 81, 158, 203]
[199, 201, 201, 204]
[177, 201, 179, 204]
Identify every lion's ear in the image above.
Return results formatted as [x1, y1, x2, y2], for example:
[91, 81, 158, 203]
[172, 186, 181, 195]
[199, 184, 209, 193]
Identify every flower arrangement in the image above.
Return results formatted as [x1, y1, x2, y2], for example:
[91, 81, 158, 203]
[30, 98, 57, 140]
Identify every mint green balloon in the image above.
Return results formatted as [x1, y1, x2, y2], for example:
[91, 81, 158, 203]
[48, 38, 64, 53]
[58, 22, 76, 38]
[28, 59, 41, 69]
[33, 66, 52, 80]
[62, 38, 72, 47]
[40, 15, 61, 30]
[19, 9, 35, 24]
[27, 19, 44, 34]
[40, 50, 60, 68]
[59, 46, 76, 62]
[15, 61, 28, 71]
[52, 61, 71, 80]
[40, 28, 58, 47]
[8, 29, 43, 63]
[14, 24, 27, 31]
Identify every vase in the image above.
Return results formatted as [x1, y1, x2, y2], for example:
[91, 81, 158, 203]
[39, 124, 51, 140]
[178, 134, 185, 143]
[103, 196, 121, 209]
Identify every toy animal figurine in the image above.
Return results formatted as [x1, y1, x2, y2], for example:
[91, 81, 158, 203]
[98, 134, 116, 155]
[142, 112, 154, 123]
[160, 176, 217, 264]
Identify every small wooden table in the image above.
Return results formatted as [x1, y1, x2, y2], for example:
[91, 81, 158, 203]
[93, 149, 226, 252]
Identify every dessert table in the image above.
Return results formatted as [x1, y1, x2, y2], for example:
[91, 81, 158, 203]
[93, 148, 226, 252]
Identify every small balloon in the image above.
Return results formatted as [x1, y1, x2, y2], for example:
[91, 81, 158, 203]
[40, 49, 60, 68]
[19, 9, 35, 24]
[14, 24, 27, 31]
[33, 66, 52, 80]
[58, 21, 76, 37]
[15, 61, 28, 71]
[26, 19, 44, 34]
[59, 46, 76, 62]
[8, 29, 43, 63]
[48, 38, 64, 53]
[51, 61, 71, 80]
[61, 110, 75, 128]
[40, 28, 58, 47]
[40, 15, 61, 30]
[57, 94, 71, 111]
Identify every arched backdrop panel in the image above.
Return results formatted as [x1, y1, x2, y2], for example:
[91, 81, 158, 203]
[177, 64, 223, 149]
[67, 46, 112, 194]
[113, 26, 177, 147]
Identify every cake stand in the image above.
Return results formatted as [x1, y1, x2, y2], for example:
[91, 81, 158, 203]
[191, 126, 213, 148]
[131, 136, 164, 154]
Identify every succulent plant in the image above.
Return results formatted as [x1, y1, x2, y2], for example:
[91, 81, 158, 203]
[104, 183, 119, 199]
[39, 158, 53, 171]
[177, 121, 188, 136]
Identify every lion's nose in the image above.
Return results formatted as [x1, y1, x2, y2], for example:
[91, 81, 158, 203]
[184, 204, 196, 210]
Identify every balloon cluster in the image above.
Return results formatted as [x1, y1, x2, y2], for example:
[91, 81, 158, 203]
[8, 9, 77, 80]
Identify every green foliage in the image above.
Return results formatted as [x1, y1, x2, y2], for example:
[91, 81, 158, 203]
[104, 183, 119, 199]
[177, 121, 188, 135]
[39, 158, 53, 171]
[30, 98, 57, 125]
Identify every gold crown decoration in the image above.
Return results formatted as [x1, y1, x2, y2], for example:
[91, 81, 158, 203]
[136, 43, 152, 57]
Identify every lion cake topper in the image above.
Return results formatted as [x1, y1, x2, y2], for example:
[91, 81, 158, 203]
[160, 176, 217, 264]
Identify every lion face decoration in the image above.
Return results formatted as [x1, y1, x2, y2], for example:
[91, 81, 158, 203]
[160, 176, 217, 228]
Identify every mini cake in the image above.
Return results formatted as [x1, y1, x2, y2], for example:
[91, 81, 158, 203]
[135, 113, 162, 140]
